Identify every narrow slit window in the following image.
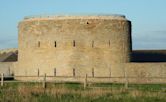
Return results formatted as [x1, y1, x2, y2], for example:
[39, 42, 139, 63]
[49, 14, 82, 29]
[37, 68, 39, 77]
[54, 68, 56, 76]
[54, 41, 56, 47]
[73, 68, 75, 77]
[38, 41, 40, 47]
[109, 67, 111, 78]
[92, 68, 94, 77]
[73, 40, 75, 47]
[92, 40, 94, 48]
[109, 40, 110, 47]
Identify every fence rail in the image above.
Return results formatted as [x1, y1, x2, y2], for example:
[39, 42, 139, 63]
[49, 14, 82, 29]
[1, 73, 166, 89]
[9, 75, 166, 79]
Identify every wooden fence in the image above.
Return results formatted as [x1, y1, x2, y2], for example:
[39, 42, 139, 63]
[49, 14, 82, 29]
[1, 73, 166, 89]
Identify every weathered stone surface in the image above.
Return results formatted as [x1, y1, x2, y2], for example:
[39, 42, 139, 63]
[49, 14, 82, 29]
[16, 15, 132, 77]
[0, 62, 14, 76]
[0, 15, 165, 83]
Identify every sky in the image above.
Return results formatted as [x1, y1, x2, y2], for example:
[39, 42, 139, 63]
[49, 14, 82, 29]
[0, 0, 166, 50]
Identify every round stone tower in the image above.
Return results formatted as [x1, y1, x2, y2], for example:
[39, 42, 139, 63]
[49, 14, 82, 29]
[16, 15, 132, 78]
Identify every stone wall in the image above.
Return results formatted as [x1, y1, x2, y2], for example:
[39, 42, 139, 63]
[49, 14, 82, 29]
[119, 63, 166, 83]
[0, 62, 15, 76]
[16, 16, 132, 77]
[13, 15, 166, 84]
[14, 62, 166, 83]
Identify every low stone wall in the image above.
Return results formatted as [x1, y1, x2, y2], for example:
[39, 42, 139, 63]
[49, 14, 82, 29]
[124, 63, 166, 83]
[125, 63, 166, 77]
[0, 62, 15, 76]
[14, 62, 166, 84]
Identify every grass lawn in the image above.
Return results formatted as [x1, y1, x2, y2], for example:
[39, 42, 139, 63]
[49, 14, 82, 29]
[0, 82, 165, 102]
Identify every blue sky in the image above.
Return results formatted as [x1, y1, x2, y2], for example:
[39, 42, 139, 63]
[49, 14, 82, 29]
[0, 0, 166, 50]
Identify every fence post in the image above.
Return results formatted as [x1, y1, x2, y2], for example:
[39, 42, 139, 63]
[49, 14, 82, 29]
[43, 73, 46, 88]
[84, 74, 88, 89]
[8, 67, 10, 75]
[124, 67, 128, 89]
[1, 73, 4, 87]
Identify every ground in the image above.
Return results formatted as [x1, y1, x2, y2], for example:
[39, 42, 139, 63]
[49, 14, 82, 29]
[0, 82, 166, 102]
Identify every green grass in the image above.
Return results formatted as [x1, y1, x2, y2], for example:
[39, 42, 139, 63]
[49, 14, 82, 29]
[0, 82, 165, 102]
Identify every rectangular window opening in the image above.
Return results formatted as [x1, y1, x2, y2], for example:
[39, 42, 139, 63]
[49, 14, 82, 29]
[54, 41, 56, 47]
[73, 40, 76, 47]
[92, 41, 94, 48]
[110, 68, 111, 78]
[37, 68, 39, 77]
[38, 41, 40, 47]
[73, 68, 75, 77]
[54, 68, 56, 76]
[92, 68, 94, 77]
